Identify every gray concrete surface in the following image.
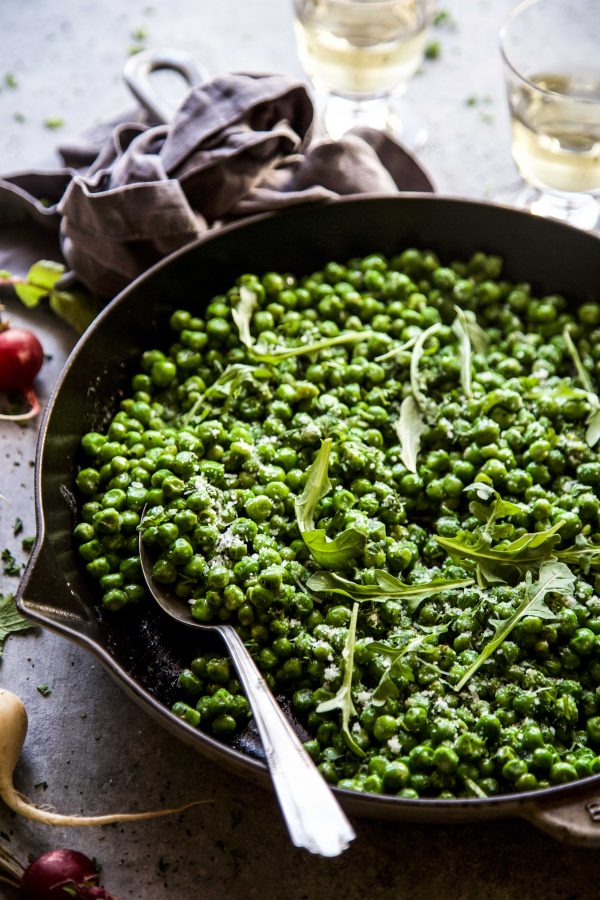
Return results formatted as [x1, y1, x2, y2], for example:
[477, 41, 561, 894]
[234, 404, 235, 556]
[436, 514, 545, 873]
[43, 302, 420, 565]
[1, 1, 600, 898]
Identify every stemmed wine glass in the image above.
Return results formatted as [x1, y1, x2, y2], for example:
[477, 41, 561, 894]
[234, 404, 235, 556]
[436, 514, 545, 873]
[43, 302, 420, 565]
[292, 0, 435, 148]
[499, 0, 600, 231]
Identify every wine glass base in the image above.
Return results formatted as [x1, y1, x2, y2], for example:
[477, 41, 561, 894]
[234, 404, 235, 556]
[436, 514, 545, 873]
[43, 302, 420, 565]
[313, 91, 428, 152]
[494, 183, 600, 232]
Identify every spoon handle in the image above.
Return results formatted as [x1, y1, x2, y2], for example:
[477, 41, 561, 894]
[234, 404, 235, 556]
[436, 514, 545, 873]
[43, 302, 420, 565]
[217, 624, 356, 857]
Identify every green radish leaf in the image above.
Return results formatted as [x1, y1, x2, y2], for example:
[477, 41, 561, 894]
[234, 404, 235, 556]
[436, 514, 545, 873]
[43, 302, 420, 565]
[14, 283, 46, 308]
[395, 394, 425, 473]
[49, 289, 101, 334]
[454, 560, 574, 691]
[26, 259, 65, 291]
[316, 602, 365, 757]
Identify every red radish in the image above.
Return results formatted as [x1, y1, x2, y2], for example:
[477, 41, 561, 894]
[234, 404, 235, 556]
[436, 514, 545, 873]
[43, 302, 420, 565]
[0, 323, 44, 421]
[20, 849, 117, 899]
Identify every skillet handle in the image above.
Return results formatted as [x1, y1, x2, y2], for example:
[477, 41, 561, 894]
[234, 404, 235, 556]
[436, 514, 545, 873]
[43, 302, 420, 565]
[123, 48, 208, 124]
[521, 785, 600, 846]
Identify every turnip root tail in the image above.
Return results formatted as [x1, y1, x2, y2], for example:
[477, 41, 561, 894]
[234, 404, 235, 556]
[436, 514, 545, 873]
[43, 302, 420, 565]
[0, 387, 40, 421]
[0, 690, 209, 826]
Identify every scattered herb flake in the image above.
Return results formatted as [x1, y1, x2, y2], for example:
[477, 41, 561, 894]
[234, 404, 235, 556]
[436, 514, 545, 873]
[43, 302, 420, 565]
[425, 41, 441, 60]
[43, 117, 65, 130]
[34, 781, 48, 790]
[130, 27, 148, 41]
[1, 549, 21, 577]
[36, 684, 51, 697]
[4, 72, 18, 89]
[0, 593, 34, 654]
[12, 518, 23, 537]
[21, 536, 35, 553]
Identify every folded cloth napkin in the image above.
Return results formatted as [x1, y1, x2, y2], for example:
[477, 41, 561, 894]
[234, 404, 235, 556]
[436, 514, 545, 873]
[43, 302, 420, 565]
[0, 72, 429, 298]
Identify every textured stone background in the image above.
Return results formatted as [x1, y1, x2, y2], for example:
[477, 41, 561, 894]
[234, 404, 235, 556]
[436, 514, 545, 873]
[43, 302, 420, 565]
[2, 1, 600, 898]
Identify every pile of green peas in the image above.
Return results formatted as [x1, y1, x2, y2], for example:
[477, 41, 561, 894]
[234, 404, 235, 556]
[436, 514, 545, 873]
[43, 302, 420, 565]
[74, 247, 600, 799]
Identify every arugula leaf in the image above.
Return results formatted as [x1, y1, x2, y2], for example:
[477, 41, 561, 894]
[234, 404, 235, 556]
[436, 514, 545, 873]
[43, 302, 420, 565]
[0, 593, 34, 655]
[563, 327, 594, 392]
[181, 364, 263, 425]
[555, 533, 600, 572]
[229, 289, 365, 362]
[306, 569, 473, 612]
[465, 482, 522, 531]
[232, 285, 258, 349]
[375, 335, 417, 363]
[454, 560, 574, 691]
[410, 322, 442, 413]
[295, 440, 366, 568]
[452, 306, 489, 399]
[250, 331, 365, 364]
[563, 327, 600, 447]
[49, 289, 100, 334]
[436, 521, 563, 585]
[369, 627, 447, 706]
[395, 394, 426, 473]
[452, 307, 474, 399]
[295, 439, 333, 533]
[302, 528, 366, 569]
[316, 602, 365, 757]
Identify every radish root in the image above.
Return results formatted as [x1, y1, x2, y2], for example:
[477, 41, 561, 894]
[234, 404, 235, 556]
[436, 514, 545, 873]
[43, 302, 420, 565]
[0, 689, 210, 826]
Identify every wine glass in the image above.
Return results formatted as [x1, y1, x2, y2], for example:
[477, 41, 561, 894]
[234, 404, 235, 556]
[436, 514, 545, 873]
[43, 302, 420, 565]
[499, 0, 600, 231]
[292, 0, 435, 149]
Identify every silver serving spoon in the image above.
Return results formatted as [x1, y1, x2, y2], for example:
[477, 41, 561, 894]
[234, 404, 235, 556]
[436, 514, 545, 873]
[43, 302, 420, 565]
[139, 534, 356, 857]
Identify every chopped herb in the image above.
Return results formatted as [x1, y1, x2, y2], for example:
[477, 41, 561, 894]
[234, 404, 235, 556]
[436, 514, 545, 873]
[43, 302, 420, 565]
[1, 550, 21, 577]
[4, 72, 18, 89]
[34, 781, 48, 790]
[13, 112, 25, 123]
[425, 41, 441, 60]
[43, 117, 65, 130]
[36, 684, 51, 697]
[12, 518, 23, 537]
[130, 27, 148, 41]
[433, 9, 456, 28]
[0, 593, 34, 654]
[21, 536, 35, 553]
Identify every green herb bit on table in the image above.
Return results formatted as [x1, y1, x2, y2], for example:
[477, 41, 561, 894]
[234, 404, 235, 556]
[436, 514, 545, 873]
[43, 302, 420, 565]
[73, 249, 600, 800]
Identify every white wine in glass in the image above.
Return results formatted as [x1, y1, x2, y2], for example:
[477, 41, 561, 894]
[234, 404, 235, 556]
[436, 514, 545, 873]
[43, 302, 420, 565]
[500, 0, 600, 230]
[293, 0, 434, 147]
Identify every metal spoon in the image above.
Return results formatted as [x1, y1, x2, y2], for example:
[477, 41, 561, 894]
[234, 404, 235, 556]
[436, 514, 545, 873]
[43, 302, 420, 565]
[139, 535, 356, 857]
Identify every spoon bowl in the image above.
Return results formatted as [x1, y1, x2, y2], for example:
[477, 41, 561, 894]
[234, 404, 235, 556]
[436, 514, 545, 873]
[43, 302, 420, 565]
[139, 531, 355, 857]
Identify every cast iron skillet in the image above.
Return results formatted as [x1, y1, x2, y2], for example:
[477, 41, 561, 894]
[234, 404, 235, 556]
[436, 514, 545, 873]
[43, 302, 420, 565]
[16, 195, 600, 845]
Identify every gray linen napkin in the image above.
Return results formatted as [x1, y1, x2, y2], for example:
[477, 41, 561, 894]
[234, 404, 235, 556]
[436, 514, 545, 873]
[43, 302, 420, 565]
[0, 72, 430, 298]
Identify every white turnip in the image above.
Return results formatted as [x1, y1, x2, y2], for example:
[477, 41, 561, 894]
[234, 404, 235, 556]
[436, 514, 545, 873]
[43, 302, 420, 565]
[0, 689, 207, 826]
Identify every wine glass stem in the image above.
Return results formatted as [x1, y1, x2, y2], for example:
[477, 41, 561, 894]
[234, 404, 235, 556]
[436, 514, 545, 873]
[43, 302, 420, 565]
[530, 190, 599, 231]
